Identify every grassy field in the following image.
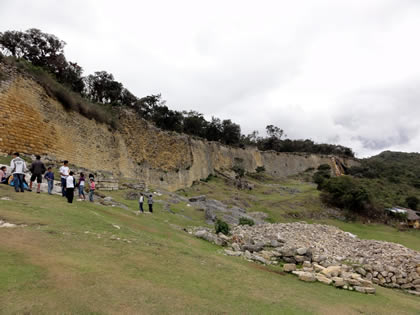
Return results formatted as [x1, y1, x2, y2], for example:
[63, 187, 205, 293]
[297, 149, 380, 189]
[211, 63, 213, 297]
[1, 179, 420, 314]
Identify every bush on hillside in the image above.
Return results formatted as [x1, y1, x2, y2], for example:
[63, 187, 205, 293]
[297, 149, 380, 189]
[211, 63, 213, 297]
[406, 196, 419, 210]
[255, 166, 265, 173]
[215, 218, 230, 235]
[317, 164, 331, 171]
[321, 176, 372, 215]
[232, 165, 245, 178]
[313, 169, 331, 190]
[239, 217, 255, 226]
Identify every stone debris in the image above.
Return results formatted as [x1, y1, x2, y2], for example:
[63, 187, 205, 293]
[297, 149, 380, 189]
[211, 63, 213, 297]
[189, 222, 420, 296]
[189, 198, 267, 225]
[0, 220, 26, 228]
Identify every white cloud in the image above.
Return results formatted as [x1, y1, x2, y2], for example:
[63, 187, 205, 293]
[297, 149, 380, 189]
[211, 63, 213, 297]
[1, 0, 419, 157]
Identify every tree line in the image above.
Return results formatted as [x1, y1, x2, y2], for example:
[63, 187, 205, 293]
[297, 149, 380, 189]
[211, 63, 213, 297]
[0, 28, 354, 157]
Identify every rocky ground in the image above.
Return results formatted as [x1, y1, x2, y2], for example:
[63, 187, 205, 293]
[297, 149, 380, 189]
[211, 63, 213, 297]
[190, 222, 420, 296]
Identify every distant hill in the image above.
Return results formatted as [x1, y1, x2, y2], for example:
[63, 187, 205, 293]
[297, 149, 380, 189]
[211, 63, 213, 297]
[347, 151, 420, 210]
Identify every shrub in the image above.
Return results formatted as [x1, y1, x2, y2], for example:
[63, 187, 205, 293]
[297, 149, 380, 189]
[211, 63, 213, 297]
[321, 176, 371, 213]
[317, 164, 331, 171]
[406, 196, 419, 210]
[313, 170, 331, 190]
[239, 217, 255, 226]
[255, 166, 265, 173]
[232, 165, 245, 178]
[215, 218, 230, 235]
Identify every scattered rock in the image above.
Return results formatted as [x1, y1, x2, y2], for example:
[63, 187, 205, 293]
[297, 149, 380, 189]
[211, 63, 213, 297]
[283, 264, 297, 272]
[316, 274, 332, 285]
[189, 195, 206, 202]
[296, 247, 308, 255]
[298, 272, 316, 282]
[224, 249, 242, 257]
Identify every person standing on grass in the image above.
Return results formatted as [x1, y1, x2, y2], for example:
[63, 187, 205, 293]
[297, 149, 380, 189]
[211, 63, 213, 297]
[10, 152, 27, 193]
[138, 193, 144, 213]
[29, 155, 46, 193]
[148, 194, 153, 213]
[0, 166, 7, 184]
[66, 171, 76, 203]
[78, 172, 86, 200]
[44, 167, 54, 195]
[59, 160, 69, 197]
[89, 178, 95, 202]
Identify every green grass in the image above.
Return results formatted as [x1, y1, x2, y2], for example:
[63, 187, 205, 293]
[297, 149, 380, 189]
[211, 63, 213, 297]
[0, 183, 420, 314]
[178, 175, 326, 222]
[316, 219, 420, 252]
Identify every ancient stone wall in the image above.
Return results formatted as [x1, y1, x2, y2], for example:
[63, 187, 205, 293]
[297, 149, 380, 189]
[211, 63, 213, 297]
[0, 63, 358, 191]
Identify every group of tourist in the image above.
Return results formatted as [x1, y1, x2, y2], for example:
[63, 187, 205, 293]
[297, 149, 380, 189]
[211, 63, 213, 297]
[4, 152, 155, 213]
[6, 152, 95, 204]
[58, 160, 95, 203]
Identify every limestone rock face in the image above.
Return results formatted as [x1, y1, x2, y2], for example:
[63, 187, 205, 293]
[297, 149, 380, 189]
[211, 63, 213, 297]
[0, 62, 358, 191]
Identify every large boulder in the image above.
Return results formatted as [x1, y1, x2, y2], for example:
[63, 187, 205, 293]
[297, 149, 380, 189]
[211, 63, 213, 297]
[298, 272, 316, 282]
[283, 264, 297, 272]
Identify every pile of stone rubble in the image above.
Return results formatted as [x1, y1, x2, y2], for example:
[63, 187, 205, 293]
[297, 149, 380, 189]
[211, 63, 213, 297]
[189, 222, 420, 296]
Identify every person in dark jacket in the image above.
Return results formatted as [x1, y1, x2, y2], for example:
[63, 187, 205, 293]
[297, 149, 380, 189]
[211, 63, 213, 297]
[29, 155, 46, 193]
[148, 194, 153, 213]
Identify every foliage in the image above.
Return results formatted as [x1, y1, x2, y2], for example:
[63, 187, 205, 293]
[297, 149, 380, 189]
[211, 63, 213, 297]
[255, 166, 265, 173]
[215, 218, 230, 235]
[239, 217, 255, 226]
[232, 165, 245, 178]
[406, 196, 419, 210]
[0, 29, 84, 93]
[321, 176, 372, 215]
[346, 151, 420, 211]
[317, 164, 331, 171]
[313, 165, 331, 190]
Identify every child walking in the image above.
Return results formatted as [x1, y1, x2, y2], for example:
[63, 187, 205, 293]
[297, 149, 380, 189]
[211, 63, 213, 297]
[138, 193, 144, 213]
[78, 172, 86, 200]
[89, 178, 95, 202]
[44, 167, 54, 195]
[66, 171, 76, 203]
[148, 194, 153, 213]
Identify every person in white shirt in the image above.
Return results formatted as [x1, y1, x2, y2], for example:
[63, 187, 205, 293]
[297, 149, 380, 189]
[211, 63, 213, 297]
[10, 152, 28, 193]
[59, 160, 70, 197]
[138, 193, 144, 213]
[66, 171, 75, 203]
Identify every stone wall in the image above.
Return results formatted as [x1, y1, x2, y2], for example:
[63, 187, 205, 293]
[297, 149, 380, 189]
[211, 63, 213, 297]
[0, 63, 358, 191]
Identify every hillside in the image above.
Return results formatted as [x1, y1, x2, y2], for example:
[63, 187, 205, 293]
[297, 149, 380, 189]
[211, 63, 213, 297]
[347, 151, 420, 210]
[1, 176, 420, 314]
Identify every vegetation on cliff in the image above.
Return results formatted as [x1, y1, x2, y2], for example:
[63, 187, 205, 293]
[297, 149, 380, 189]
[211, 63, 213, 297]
[314, 151, 420, 219]
[0, 28, 354, 157]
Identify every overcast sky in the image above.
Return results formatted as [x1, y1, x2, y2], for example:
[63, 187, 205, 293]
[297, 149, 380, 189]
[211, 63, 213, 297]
[1, 0, 419, 157]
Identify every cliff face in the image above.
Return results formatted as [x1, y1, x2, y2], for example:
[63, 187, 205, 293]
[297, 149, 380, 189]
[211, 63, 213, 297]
[0, 63, 358, 191]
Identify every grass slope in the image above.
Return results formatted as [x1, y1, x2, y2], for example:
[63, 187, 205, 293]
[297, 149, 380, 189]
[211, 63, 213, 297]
[0, 183, 420, 314]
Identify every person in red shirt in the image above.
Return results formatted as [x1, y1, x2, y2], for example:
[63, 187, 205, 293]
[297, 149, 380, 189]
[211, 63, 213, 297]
[89, 178, 95, 202]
